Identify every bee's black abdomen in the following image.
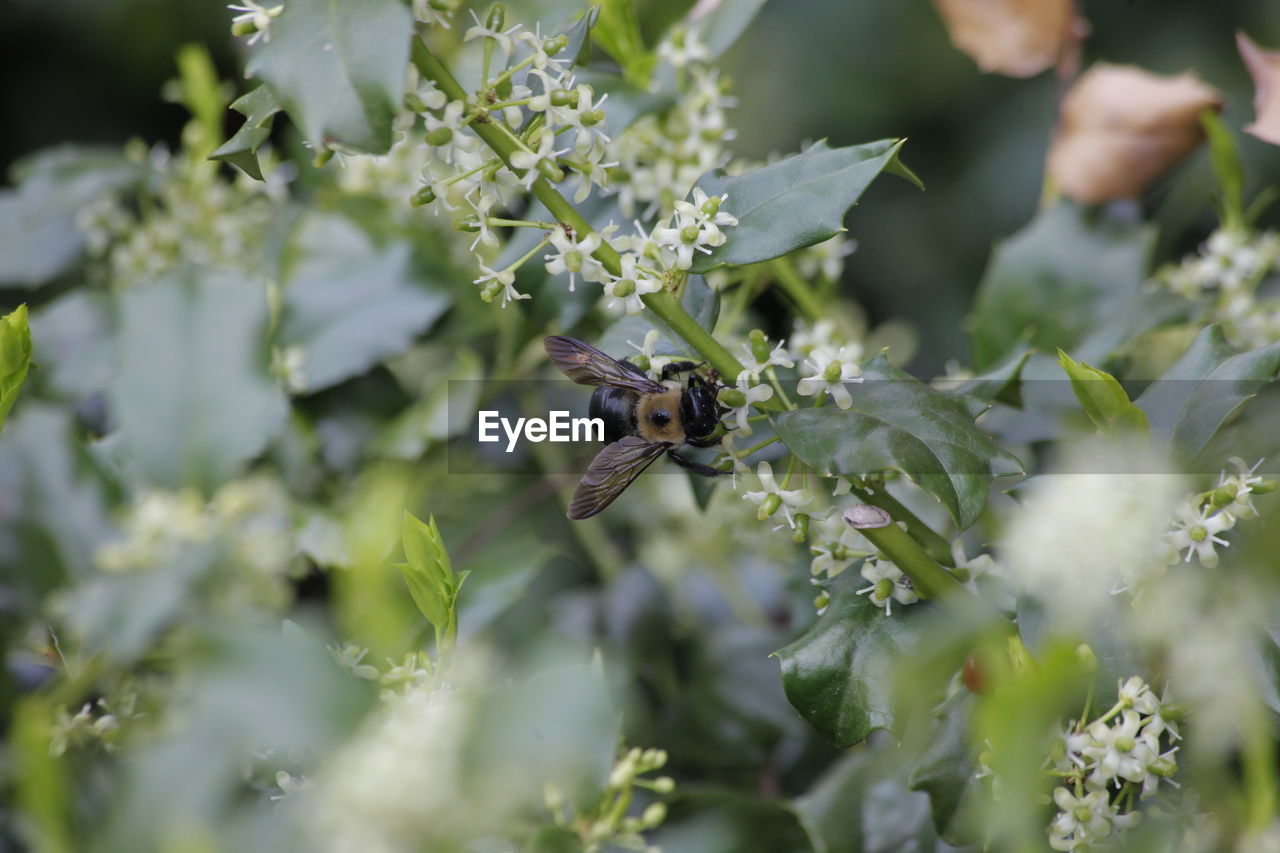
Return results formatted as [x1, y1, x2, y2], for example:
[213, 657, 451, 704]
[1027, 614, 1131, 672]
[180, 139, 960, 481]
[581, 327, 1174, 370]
[589, 386, 638, 443]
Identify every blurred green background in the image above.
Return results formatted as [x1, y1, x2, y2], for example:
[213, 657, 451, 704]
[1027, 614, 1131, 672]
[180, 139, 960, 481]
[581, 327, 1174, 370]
[3, 0, 1278, 371]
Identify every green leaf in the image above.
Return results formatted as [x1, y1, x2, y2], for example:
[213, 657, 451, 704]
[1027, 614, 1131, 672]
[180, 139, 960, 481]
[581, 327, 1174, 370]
[0, 304, 32, 431]
[399, 511, 458, 637]
[210, 86, 282, 180]
[109, 265, 289, 491]
[908, 692, 982, 846]
[592, 0, 651, 85]
[688, 0, 769, 59]
[690, 139, 922, 273]
[279, 210, 450, 392]
[947, 347, 1032, 409]
[969, 201, 1155, 370]
[245, 0, 412, 153]
[773, 353, 1022, 529]
[1136, 324, 1280, 460]
[1202, 110, 1244, 230]
[0, 146, 146, 288]
[1057, 349, 1149, 436]
[776, 575, 934, 747]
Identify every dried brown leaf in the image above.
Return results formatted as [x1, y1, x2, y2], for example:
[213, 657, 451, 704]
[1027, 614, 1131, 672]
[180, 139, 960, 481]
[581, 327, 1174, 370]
[932, 0, 1081, 78]
[1047, 63, 1224, 204]
[1238, 31, 1280, 146]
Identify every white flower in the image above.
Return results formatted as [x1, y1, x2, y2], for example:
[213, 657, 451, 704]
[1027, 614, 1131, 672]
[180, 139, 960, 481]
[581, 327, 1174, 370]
[550, 83, 612, 153]
[719, 372, 772, 435]
[331, 643, 380, 680]
[650, 194, 735, 270]
[228, 2, 283, 46]
[1164, 499, 1233, 568]
[738, 337, 794, 378]
[1048, 788, 1115, 850]
[424, 101, 477, 165]
[855, 556, 918, 615]
[809, 523, 871, 579]
[462, 9, 520, 54]
[1214, 456, 1266, 520]
[508, 130, 567, 190]
[544, 226, 605, 291]
[601, 253, 662, 314]
[672, 189, 738, 245]
[790, 318, 839, 356]
[796, 343, 864, 409]
[796, 233, 856, 282]
[628, 330, 673, 380]
[655, 29, 709, 69]
[743, 461, 812, 526]
[474, 263, 528, 307]
[1083, 710, 1158, 789]
[413, 0, 457, 27]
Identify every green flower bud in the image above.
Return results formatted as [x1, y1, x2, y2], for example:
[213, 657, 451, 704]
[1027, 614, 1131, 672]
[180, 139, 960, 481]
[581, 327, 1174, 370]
[581, 108, 606, 126]
[1253, 478, 1278, 494]
[700, 195, 722, 217]
[1151, 757, 1177, 776]
[1076, 644, 1098, 672]
[312, 147, 335, 168]
[749, 329, 771, 364]
[823, 360, 844, 384]
[403, 92, 426, 114]
[652, 776, 675, 794]
[410, 186, 437, 207]
[480, 280, 504, 303]
[680, 224, 700, 244]
[537, 159, 565, 182]
[792, 513, 810, 544]
[1209, 485, 1237, 508]
[874, 578, 894, 600]
[718, 388, 747, 408]
[757, 493, 782, 520]
[231, 19, 257, 37]
[550, 88, 575, 107]
[631, 354, 651, 372]
[642, 803, 667, 827]
[425, 126, 454, 147]
[813, 590, 830, 611]
[456, 216, 482, 233]
[485, 3, 506, 31]
[613, 278, 636, 297]
[543, 34, 569, 54]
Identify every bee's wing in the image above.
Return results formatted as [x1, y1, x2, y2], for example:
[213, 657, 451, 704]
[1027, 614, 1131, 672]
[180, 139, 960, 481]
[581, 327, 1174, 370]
[568, 436, 670, 520]
[545, 336, 666, 394]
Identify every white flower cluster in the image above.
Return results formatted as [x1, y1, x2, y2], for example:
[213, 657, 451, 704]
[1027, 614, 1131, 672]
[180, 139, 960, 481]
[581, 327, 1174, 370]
[50, 689, 139, 755]
[1155, 227, 1280, 348]
[610, 37, 735, 218]
[1161, 457, 1273, 569]
[543, 747, 674, 851]
[75, 144, 284, 289]
[855, 555, 919, 615]
[1047, 677, 1179, 851]
[95, 477, 298, 608]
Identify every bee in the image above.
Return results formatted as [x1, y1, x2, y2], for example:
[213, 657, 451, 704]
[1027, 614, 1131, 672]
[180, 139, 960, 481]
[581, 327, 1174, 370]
[544, 336, 727, 519]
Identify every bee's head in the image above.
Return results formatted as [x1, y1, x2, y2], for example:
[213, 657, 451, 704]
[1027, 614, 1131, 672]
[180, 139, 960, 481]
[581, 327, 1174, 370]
[679, 375, 722, 440]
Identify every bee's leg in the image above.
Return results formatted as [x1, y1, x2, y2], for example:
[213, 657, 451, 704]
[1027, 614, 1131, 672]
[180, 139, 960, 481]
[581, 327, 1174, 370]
[683, 435, 722, 449]
[667, 449, 728, 476]
[660, 360, 703, 380]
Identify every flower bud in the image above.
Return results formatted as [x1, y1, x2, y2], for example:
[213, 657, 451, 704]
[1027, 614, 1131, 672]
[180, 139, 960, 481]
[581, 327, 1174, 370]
[1252, 478, 1278, 494]
[792, 513, 810, 544]
[1209, 485, 1237, 508]
[480, 280, 504, 302]
[717, 387, 747, 408]
[550, 88, 576, 108]
[404, 92, 427, 114]
[748, 329, 771, 364]
[652, 776, 675, 794]
[231, 19, 257, 37]
[1075, 643, 1098, 671]
[543, 34, 569, 54]
[425, 126, 454, 147]
[537, 159, 565, 182]
[813, 590, 830, 611]
[581, 108, 606, 126]
[456, 216, 482, 233]
[410, 186, 437, 207]
[631, 354, 651, 372]
[312, 147, 334, 168]
[757, 493, 782, 521]
[1047, 63, 1223, 203]
[642, 803, 667, 827]
[485, 3, 506, 31]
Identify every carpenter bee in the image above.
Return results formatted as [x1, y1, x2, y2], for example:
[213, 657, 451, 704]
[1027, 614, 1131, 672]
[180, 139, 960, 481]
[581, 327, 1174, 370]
[544, 335, 727, 520]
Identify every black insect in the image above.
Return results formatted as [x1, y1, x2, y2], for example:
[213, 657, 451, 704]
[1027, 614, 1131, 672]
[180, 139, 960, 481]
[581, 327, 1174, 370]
[544, 335, 727, 519]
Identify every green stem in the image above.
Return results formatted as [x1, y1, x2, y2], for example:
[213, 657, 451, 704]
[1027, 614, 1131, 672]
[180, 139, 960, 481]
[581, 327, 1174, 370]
[856, 519, 958, 601]
[769, 257, 824, 321]
[850, 484, 954, 567]
[411, 37, 757, 392]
